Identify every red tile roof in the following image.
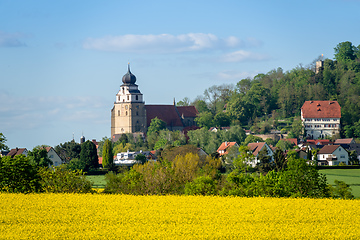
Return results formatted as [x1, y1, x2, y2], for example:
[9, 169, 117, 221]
[285, 138, 298, 145]
[7, 148, 27, 157]
[318, 145, 341, 154]
[248, 142, 266, 157]
[334, 138, 355, 144]
[306, 139, 332, 145]
[146, 105, 184, 128]
[177, 106, 198, 118]
[301, 101, 341, 118]
[217, 142, 238, 156]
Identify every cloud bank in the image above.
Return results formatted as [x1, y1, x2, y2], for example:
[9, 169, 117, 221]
[83, 33, 245, 53]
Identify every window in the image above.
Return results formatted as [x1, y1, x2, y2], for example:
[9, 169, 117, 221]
[136, 111, 139, 116]
[127, 96, 129, 101]
[340, 155, 345, 158]
[136, 95, 138, 101]
[126, 111, 128, 116]
[118, 110, 120, 116]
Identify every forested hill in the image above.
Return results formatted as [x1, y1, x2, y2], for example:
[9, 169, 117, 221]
[179, 41, 360, 138]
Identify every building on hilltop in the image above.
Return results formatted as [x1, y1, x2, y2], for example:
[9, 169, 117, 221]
[301, 100, 341, 139]
[111, 65, 198, 141]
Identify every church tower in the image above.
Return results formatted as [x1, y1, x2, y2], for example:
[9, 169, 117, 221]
[111, 65, 146, 137]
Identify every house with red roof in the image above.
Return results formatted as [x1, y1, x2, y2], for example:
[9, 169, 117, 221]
[247, 142, 274, 167]
[217, 142, 238, 156]
[7, 148, 28, 157]
[301, 100, 341, 139]
[43, 147, 63, 167]
[317, 145, 348, 166]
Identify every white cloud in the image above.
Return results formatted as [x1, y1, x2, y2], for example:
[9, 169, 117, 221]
[83, 33, 245, 53]
[217, 70, 260, 80]
[221, 50, 269, 62]
[0, 31, 26, 47]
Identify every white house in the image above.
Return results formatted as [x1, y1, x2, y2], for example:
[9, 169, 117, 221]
[301, 100, 341, 139]
[247, 142, 274, 167]
[44, 147, 63, 167]
[317, 145, 349, 166]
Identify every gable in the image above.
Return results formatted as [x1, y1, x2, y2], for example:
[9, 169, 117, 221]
[301, 101, 341, 119]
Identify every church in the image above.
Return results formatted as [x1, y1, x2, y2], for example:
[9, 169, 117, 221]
[111, 65, 198, 141]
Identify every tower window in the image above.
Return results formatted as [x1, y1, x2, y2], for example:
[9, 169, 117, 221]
[126, 111, 128, 116]
[127, 96, 129, 101]
[118, 110, 120, 116]
[136, 95, 138, 100]
[136, 111, 139, 116]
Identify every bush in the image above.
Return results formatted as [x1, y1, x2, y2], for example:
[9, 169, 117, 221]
[0, 155, 40, 193]
[38, 165, 94, 193]
[184, 176, 217, 196]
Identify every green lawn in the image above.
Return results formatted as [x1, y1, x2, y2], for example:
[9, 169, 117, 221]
[86, 175, 106, 189]
[319, 169, 360, 198]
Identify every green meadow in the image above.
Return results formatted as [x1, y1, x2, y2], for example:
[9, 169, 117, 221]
[320, 169, 360, 198]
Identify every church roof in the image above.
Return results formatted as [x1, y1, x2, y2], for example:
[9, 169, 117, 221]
[177, 106, 198, 118]
[145, 105, 184, 128]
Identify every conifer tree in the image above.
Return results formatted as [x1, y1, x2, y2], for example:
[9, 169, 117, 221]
[102, 139, 113, 169]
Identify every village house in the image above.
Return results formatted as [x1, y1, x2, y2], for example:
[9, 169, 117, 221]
[7, 148, 28, 157]
[317, 145, 349, 166]
[217, 142, 238, 156]
[301, 100, 341, 139]
[247, 142, 274, 167]
[43, 147, 63, 167]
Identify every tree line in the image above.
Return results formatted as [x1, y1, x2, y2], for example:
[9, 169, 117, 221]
[179, 41, 360, 138]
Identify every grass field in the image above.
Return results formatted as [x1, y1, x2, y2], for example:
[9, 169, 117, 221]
[86, 175, 106, 188]
[319, 169, 360, 198]
[1, 193, 360, 239]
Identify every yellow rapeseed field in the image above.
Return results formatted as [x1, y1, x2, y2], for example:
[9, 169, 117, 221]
[1, 194, 359, 239]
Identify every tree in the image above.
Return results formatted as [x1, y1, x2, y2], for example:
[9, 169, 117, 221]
[0, 155, 40, 193]
[233, 146, 255, 173]
[257, 148, 273, 174]
[334, 41, 357, 63]
[147, 117, 167, 135]
[330, 180, 354, 199]
[102, 139, 113, 169]
[279, 156, 330, 198]
[273, 149, 287, 172]
[79, 140, 99, 171]
[195, 111, 214, 128]
[0, 133, 9, 151]
[28, 147, 52, 168]
[54, 140, 81, 163]
[135, 153, 147, 164]
[213, 112, 231, 127]
[176, 97, 190, 106]
[275, 140, 294, 151]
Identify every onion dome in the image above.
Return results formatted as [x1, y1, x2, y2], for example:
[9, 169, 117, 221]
[122, 64, 136, 84]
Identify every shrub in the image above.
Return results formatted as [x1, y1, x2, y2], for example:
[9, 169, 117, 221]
[0, 155, 40, 193]
[38, 165, 94, 193]
[184, 176, 217, 195]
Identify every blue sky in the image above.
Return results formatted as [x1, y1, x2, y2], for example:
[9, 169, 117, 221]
[1, 0, 359, 150]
